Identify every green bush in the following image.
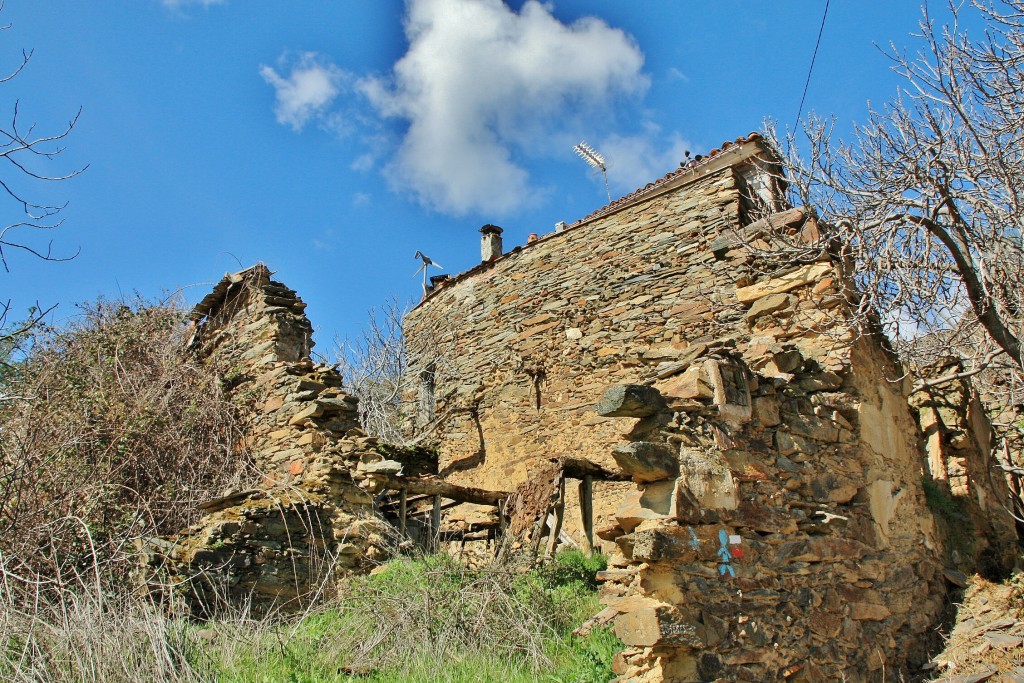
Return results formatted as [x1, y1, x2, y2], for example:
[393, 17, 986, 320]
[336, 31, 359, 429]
[539, 549, 608, 590]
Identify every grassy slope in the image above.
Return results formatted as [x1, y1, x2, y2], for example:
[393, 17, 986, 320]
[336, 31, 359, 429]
[197, 552, 622, 683]
[0, 551, 622, 683]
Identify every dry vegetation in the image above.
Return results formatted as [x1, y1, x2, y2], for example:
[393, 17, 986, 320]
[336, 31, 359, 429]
[0, 301, 619, 682]
[0, 298, 253, 587]
[0, 550, 618, 683]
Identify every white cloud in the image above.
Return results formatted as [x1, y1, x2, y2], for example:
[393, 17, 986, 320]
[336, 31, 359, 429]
[350, 154, 376, 172]
[667, 67, 688, 82]
[260, 53, 347, 132]
[358, 0, 649, 215]
[600, 124, 691, 194]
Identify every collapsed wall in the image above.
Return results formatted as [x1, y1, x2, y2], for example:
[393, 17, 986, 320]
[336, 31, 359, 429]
[403, 135, 1019, 680]
[141, 265, 396, 611]
[912, 361, 1020, 575]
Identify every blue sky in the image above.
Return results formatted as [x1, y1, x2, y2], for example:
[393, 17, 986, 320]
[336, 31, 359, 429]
[0, 0, 970, 354]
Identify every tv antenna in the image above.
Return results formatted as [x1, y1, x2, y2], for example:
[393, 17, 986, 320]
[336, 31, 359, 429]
[573, 140, 611, 203]
[413, 250, 444, 296]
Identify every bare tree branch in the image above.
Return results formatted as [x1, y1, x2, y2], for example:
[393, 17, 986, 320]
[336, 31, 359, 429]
[0, 8, 84, 274]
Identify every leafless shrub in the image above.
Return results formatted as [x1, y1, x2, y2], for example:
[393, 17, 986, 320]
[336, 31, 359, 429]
[0, 296, 253, 587]
[334, 297, 411, 444]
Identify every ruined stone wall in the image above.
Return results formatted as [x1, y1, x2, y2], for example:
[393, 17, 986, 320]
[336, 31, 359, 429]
[404, 140, 1019, 679]
[593, 319, 953, 681]
[144, 265, 393, 611]
[404, 159, 756, 543]
[912, 362, 1020, 576]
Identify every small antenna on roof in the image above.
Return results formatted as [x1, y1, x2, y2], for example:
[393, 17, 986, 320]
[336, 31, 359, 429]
[413, 250, 444, 296]
[573, 140, 611, 203]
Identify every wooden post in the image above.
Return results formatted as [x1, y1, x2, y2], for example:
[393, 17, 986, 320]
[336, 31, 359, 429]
[497, 498, 507, 534]
[399, 489, 408, 537]
[494, 498, 507, 557]
[431, 494, 442, 552]
[545, 475, 565, 558]
[579, 474, 594, 556]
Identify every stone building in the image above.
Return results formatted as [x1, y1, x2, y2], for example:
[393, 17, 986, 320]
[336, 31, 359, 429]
[143, 133, 1019, 680]
[402, 133, 1019, 681]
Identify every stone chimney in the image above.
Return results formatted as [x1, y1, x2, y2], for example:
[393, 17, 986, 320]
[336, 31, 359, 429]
[480, 224, 503, 263]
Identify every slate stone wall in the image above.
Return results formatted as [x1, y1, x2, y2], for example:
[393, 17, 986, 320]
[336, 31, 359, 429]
[403, 141, 1018, 680]
[143, 265, 393, 612]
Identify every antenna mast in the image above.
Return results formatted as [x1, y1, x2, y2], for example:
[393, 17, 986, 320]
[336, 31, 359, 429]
[413, 251, 444, 297]
[573, 140, 611, 203]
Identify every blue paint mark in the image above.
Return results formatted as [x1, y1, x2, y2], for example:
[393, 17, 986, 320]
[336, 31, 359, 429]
[717, 528, 736, 578]
[687, 526, 700, 551]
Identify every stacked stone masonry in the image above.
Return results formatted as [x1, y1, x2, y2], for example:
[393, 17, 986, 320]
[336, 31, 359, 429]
[403, 136, 1020, 681]
[136, 134, 1019, 678]
[143, 265, 398, 611]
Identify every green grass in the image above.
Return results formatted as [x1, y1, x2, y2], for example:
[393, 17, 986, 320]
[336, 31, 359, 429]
[0, 551, 621, 682]
[191, 552, 622, 683]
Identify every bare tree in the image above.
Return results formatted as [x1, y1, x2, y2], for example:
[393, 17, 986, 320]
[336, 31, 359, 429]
[760, 1, 1024, 430]
[749, 1, 1024, 510]
[334, 298, 412, 444]
[0, 5, 85, 405]
[0, 12, 84, 268]
[0, 3, 85, 364]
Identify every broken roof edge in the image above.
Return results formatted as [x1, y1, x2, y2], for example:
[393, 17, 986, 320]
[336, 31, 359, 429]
[411, 132, 773, 311]
[189, 262, 272, 322]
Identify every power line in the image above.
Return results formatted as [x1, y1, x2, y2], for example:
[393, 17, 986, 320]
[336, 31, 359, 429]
[794, 0, 831, 131]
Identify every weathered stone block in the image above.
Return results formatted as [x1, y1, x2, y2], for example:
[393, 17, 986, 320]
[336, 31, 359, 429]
[787, 414, 842, 442]
[776, 431, 817, 456]
[850, 602, 891, 621]
[678, 447, 738, 510]
[629, 526, 702, 563]
[752, 396, 781, 426]
[771, 347, 804, 373]
[613, 598, 704, 648]
[735, 262, 832, 304]
[614, 479, 679, 533]
[612, 442, 679, 482]
[744, 293, 793, 324]
[799, 371, 843, 392]
[656, 365, 714, 400]
[597, 384, 667, 418]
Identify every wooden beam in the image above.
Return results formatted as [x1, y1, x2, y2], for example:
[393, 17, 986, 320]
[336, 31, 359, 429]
[547, 513, 578, 549]
[580, 474, 594, 555]
[378, 475, 511, 506]
[406, 498, 462, 517]
[436, 529, 494, 542]
[399, 489, 408, 536]
[431, 494, 442, 552]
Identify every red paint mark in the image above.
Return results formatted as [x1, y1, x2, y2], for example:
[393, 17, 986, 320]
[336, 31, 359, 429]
[730, 547, 744, 559]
